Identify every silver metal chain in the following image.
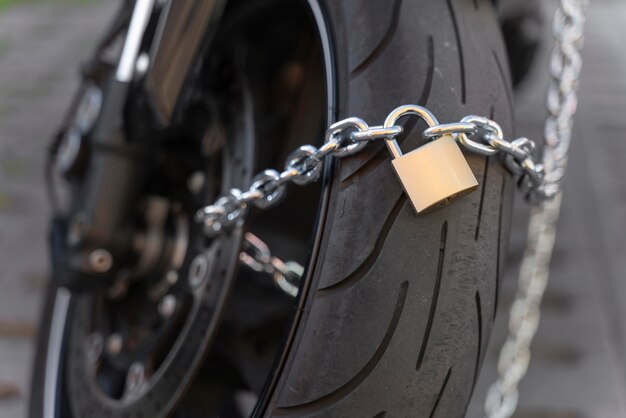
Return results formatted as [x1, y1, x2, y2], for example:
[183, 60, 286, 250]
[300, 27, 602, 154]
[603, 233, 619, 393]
[239, 232, 303, 297]
[485, 1, 588, 417]
[196, 110, 548, 236]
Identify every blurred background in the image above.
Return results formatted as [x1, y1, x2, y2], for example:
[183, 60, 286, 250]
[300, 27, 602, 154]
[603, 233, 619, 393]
[0, 0, 624, 417]
[0, 2, 118, 417]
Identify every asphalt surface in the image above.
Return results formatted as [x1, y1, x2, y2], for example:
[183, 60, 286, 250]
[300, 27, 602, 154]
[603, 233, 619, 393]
[0, 1, 625, 418]
[0, 2, 117, 417]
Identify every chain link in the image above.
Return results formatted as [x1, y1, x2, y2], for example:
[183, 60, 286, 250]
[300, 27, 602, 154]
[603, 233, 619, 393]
[485, 1, 588, 417]
[195, 117, 389, 235]
[239, 232, 303, 297]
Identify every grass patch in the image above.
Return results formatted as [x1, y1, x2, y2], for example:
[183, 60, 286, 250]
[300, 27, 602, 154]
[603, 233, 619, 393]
[0, 0, 95, 12]
[0, 0, 36, 11]
[0, 0, 18, 10]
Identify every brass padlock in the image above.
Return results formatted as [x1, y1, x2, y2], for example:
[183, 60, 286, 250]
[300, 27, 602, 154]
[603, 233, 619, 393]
[384, 105, 478, 213]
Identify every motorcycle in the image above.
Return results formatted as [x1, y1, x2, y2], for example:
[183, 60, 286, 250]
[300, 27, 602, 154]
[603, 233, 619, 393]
[29, 0, 540, 416]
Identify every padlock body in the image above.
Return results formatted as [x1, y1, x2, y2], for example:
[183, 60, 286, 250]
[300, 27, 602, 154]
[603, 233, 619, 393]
[391, 135, 478, 213]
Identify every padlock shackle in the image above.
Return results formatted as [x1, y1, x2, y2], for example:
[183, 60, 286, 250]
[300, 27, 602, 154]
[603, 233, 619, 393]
[383, 105, 440, 159]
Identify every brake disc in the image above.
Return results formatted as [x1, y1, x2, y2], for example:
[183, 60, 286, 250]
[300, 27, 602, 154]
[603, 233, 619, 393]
[64, 74, 254, 418]
[66, 231, 241, 418]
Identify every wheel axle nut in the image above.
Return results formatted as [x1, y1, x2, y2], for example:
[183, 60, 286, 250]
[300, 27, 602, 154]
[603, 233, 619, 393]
[165, 270, 178, 285]
[105, 333, 123, 356]
[158, 295, 177, 319]
[126, 362, 145, 394]
[89, 249, 113, 273]
[188, 254, 209, 288]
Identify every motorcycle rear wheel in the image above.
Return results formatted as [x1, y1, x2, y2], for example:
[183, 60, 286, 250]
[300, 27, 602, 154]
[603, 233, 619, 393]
[30, 0, 514, 417]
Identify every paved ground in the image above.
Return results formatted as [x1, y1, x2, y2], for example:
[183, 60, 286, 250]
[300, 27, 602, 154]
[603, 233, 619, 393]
[468, 1, 626, 416]
[0, 2, 117, 417]
[0, 1, 625, 418]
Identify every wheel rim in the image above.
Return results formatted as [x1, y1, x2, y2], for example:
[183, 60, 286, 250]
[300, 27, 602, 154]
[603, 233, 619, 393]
[44, 0, 336, 416]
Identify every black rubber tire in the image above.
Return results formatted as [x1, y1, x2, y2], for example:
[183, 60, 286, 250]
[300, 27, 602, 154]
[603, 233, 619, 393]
[260, 0, 514, 417]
